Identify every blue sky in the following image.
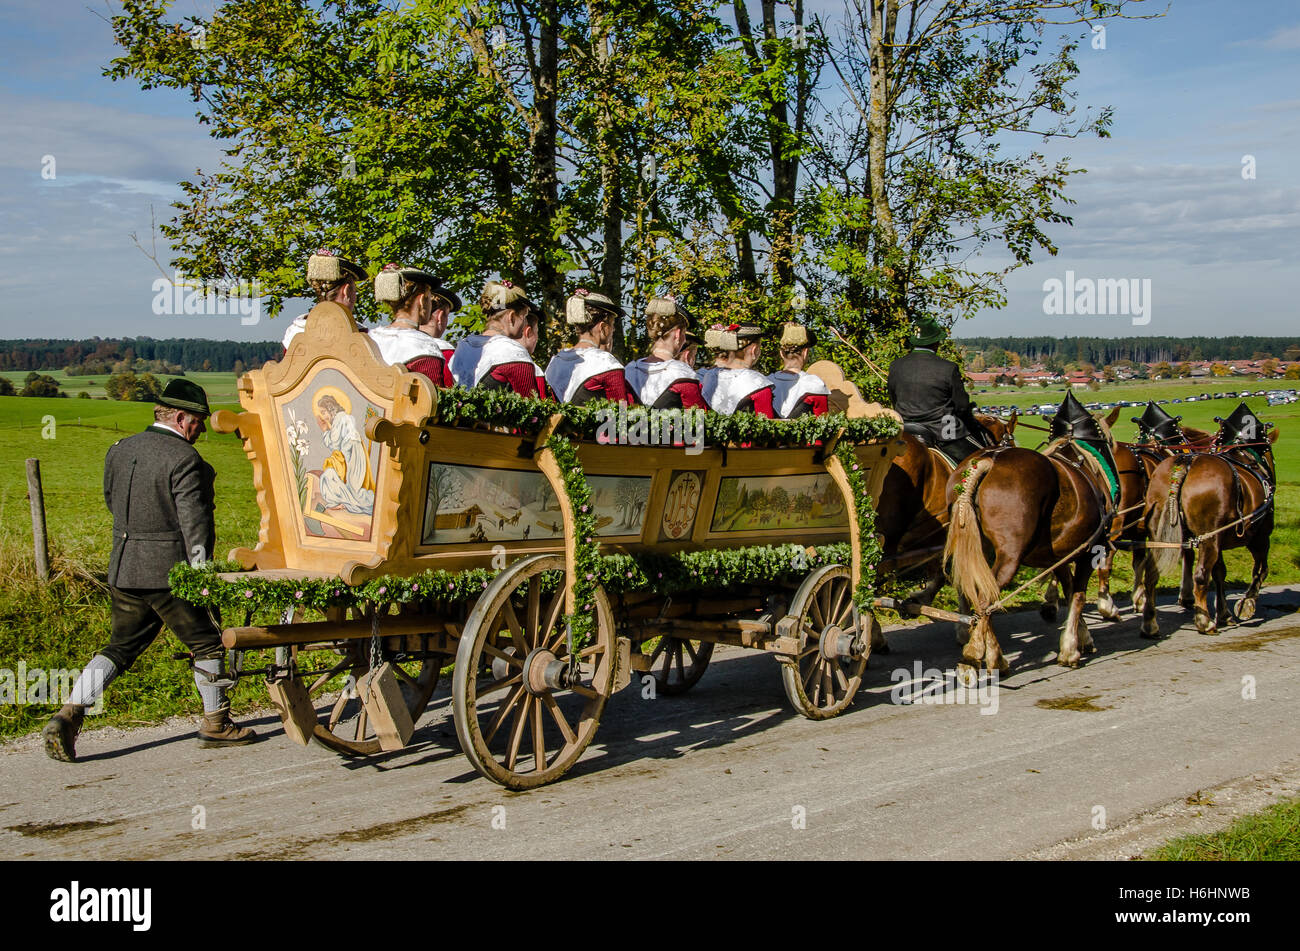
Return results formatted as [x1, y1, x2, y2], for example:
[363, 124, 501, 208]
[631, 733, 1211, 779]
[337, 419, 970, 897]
[0, 0, 1295, 343]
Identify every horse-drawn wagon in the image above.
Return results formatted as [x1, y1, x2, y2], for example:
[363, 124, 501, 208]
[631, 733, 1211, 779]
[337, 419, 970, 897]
[174, 303, 904, 788]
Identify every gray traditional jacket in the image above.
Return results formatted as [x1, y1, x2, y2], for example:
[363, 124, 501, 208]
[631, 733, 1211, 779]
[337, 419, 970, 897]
[104, 426, 216, 589]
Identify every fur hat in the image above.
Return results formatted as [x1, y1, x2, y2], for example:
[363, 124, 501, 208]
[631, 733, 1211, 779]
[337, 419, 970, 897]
[307, 248, 367, 287]
[565, 288, 625, 324]
[704, 322, 763, 352]
[779, 322, 815, 349]
[375, 263, 448, 305]
[481, 279, 534, 315]
[646, 295, 693, 340]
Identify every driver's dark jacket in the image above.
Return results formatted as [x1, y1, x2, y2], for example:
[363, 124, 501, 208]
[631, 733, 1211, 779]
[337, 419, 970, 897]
[887, 348, 974, 442]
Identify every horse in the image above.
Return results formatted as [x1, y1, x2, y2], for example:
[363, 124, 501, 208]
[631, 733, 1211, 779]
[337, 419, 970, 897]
[1091, 421, 1212, 622]
[941, 413, 1116, 677]
[1135, 414, 1276, 637]
[874, 413, 1017, 631]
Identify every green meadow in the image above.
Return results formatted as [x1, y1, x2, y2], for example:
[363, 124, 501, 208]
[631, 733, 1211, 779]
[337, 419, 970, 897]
[0, 374, 1296, 738]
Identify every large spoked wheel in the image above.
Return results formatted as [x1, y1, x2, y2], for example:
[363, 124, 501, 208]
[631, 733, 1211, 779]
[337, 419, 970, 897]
[279, 607, 442, 756]
[452, 554, 615, 789]
[635, 635, 713, 695]
[780, 565, 870, 720]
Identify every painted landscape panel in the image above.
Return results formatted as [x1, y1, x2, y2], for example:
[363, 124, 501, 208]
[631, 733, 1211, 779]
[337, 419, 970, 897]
[709, 473, 847, 533]
[421, 464, 650, 545]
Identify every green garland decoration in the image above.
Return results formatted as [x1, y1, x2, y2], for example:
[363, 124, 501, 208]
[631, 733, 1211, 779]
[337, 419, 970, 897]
[431, 386, 899, 447]
[171, 542, 864, 614]
[542, 432, 599, 651]
[835, 442, 881, 609]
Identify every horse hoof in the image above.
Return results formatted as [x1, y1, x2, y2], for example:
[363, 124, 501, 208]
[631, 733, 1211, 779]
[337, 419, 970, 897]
[1098, 606, 1121, 622]
[956, 664, 977, 688]
[1194, 613, 1218, 635]
[1237, 598, 1256, 622]
[1140, 620, 1161, 639]
[1083, 641, 1098, 654]
[1058, 653, 1081, 668]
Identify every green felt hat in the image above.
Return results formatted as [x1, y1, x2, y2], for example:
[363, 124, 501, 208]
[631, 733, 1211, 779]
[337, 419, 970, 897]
[154, 378, 210, 417]
[909, 315, 945, 348]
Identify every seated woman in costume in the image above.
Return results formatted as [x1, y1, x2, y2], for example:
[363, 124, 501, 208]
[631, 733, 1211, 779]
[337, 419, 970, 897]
[624, 296, 707, 409]
[699, 323, 775, 417]
[283, 248, 367, 353]
[368, 263, 457, 385]
[449, 280, 549, 398]
[767, 323, 830, 418]
[545, 289, 632, 405]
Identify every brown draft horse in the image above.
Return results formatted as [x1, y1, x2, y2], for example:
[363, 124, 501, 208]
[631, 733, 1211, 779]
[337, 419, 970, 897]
[942, 426, 1115, 677]
[1136, 427, 1277, 636]
[875, 414, 1017, 620]
[1091, 423, 1213, 622]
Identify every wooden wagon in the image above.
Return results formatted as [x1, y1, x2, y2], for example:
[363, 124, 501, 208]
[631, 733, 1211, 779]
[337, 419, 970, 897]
[200, 302, 903, 789]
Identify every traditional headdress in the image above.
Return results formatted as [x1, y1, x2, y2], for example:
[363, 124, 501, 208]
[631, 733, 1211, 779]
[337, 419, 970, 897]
[307, 247, 367, 292]
[374, 263, 455, 307]
[481, 279, 536, 316]
[779, 322, 816, 350]
[645, 295, 693, 341]
[704, 322, 763, 352]
[565, 287, 626, 324]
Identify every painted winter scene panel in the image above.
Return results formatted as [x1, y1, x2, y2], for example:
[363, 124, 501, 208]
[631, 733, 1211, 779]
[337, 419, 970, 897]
[420, 465, 649, 545]
[709, 473, 848, 533]
[279, 367, 385, 543]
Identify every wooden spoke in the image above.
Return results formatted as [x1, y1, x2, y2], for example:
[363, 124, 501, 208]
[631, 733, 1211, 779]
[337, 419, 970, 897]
[542, 693, 577, 745]
[526, 578, 542, 645]
[478, 672, 523, 700]
[530, 700, 546, 772]
[501, 602, 526, 649]
[481, 642, 524, 668]
[505, 695, 531, 772]
[483, 685, 525, 746]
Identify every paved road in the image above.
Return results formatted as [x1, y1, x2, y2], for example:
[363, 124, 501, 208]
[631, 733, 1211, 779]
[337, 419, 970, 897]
[3, 587, 1299, 860]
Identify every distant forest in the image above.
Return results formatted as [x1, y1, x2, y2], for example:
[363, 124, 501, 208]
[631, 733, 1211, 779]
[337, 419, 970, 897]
[952, 336, 1300, 365]
[0, 338, 282, 373]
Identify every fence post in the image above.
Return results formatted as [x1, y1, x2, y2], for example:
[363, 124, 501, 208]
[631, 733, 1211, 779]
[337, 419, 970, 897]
[26, 458, 50, 581]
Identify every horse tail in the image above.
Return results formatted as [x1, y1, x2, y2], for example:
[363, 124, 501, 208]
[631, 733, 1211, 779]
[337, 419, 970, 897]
[1148, 463, 1186, 576]
[944, 457, 1001, 608]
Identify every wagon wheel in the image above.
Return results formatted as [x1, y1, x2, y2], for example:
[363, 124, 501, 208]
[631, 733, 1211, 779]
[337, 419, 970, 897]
[452, 554, 615, 789]
[635, 635, 713, 695]
[780, 564, 870, 720]
[280, 606, 442, 757]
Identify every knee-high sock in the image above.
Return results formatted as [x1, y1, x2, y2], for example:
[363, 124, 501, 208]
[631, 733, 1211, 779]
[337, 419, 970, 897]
[68, 655, 118, 709]
[193, 659, 226, 713]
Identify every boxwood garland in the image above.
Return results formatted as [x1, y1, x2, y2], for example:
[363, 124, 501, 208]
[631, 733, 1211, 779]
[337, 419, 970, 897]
[836, 442, 881, 609]
[542, 432, 599, 650]
[170, 542, 866, 615]
[431, 385, 899, 447]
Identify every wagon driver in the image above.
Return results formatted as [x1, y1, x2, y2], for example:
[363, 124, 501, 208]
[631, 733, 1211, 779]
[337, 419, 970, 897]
[886, 314, 994, 465]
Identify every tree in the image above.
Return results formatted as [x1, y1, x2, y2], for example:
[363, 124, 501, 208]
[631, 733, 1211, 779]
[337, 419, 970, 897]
[0, 377, 15, 396]
[19, 373, 61, 398]
[809, 0, 1157, 344]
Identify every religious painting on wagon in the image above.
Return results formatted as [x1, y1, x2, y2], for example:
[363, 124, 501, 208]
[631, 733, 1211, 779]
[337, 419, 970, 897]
[278, 367, 385, 543]
[420, 465, 650, 545]
[710, 473, 847, 533]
